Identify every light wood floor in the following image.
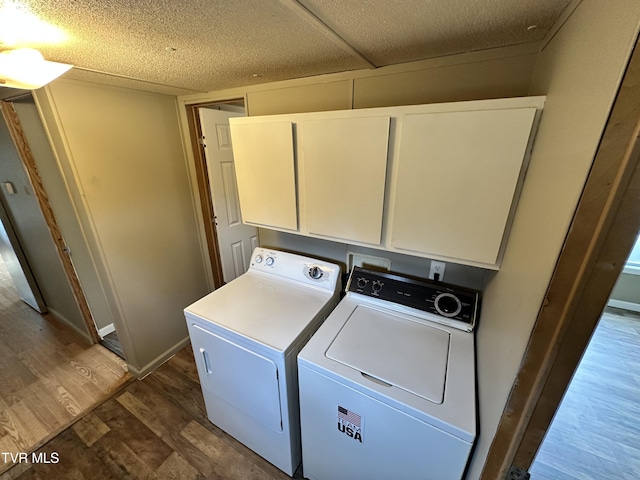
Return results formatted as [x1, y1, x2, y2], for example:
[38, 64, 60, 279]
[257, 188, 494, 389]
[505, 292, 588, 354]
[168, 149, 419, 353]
[530, 308, 640, 480]
[0, 259, 132, 475]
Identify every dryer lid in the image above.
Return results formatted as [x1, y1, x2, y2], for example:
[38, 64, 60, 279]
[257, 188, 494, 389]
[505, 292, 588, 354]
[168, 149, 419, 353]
[326, 305, 450, 404]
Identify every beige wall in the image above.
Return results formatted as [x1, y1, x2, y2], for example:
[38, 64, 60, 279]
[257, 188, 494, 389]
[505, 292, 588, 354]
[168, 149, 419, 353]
[35, 80, 209, 376]
[13, 97, 114, 332]
[353, 53, 537, 108]
[471, 1, 640, 478]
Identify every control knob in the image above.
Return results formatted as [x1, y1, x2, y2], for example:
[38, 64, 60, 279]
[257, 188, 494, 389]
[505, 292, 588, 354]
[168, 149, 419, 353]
[371, 280, 384, 293]
[309, 266, 323, 280]
[434, 293, 462, 318]
[265, 256, 275, 266]
[357, 277, 368, 289]
[254, 255, 263, 264]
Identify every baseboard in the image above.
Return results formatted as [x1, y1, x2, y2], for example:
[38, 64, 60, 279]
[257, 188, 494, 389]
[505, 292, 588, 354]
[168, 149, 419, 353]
[47, 307, 93, 344]
[98, 323, 116, 338]
[127, 336, 191, 379]
[607, 299, 640, 313]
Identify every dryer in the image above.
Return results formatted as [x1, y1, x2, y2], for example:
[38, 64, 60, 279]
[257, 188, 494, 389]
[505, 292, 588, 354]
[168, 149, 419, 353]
[184, 247, 341, 476]
[298, 266, 480, 480]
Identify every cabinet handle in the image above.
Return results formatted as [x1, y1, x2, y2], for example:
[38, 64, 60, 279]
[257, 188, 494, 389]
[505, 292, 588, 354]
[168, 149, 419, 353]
[199, 347, 212, 374]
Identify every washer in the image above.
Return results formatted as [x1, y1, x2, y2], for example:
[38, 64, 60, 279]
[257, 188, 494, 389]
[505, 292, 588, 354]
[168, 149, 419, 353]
[298, 266, 480, 480]
[184, 247, 341, 476]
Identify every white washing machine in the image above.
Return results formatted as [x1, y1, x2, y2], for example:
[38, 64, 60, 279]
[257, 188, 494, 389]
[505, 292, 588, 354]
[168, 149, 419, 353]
[298, 266, 480, 480]
[184, 247, 341, 476]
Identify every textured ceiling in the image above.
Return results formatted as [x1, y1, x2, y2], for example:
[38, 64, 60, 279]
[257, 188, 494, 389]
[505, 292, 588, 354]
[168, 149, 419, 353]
[0, 0, 574, 96]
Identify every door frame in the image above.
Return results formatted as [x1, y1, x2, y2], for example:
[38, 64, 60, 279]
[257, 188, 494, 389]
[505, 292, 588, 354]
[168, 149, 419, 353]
[481, 37, 640, 478]
[183, 99, 246, 290]
[0, 99, 100, 343]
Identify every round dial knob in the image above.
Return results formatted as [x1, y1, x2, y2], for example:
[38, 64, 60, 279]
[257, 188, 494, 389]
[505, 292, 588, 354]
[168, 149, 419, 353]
[371, 280, 384, 293]
[357, 277, 368, 289]
[434, 293, 462, 318]
[254, 255, 263, 264]
[309, 266, 323, 280]
[265, 256, 275, 266]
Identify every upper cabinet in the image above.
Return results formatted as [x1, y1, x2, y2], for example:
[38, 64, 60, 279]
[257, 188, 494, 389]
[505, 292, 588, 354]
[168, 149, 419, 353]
[229, 121, 298, 231]
[389, 107, 538, 266]
[229, 97, 544, 270]
[298, 116, 390, 245]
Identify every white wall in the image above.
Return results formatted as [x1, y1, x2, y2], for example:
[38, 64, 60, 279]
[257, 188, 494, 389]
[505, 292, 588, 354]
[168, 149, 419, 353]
[610, 235, 640, 309]
[35, 80, 209, 376]
[470, 1, 640, 478]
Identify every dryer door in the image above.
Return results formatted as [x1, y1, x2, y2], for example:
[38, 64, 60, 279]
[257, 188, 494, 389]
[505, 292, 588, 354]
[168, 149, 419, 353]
[190, 324, 283, 431]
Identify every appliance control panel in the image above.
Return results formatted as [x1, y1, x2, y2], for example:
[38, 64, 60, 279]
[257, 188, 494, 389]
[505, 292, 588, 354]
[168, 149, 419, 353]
[346, 266, 480, 331]
[249, 247, 341, 291]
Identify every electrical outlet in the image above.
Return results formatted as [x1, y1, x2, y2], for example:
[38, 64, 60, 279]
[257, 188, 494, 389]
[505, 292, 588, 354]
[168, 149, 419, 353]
[429, 261, 446, 281]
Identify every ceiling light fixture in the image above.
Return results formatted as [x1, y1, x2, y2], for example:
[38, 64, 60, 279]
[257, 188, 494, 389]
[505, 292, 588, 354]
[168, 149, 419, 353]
[0, 48, 72, 89]
[0, 1, 68, 46]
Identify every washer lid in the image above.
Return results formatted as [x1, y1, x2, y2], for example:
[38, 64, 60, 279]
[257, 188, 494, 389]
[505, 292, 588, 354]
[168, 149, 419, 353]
[326, 305, 450, 404]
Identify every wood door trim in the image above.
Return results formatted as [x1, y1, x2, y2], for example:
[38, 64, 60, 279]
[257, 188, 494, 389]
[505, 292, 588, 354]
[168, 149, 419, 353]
[0, 101, 100, 344]
[481, 38, 640, 478]
[185, 103, 224, 288]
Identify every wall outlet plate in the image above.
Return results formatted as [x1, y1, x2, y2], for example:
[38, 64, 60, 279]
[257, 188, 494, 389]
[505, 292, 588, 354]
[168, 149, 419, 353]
[429, 260, 446, 280]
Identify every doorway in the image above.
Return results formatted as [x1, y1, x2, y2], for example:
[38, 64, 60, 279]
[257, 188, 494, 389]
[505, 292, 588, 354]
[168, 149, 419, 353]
[529, 252, 640, 478]
[186, 99, 258, 288]
[0, 98, 101, 344]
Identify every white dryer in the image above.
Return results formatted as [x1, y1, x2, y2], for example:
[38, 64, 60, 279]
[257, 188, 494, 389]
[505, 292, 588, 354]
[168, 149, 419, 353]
[184, 247, 341, 476]
[298, 266, 480, 480]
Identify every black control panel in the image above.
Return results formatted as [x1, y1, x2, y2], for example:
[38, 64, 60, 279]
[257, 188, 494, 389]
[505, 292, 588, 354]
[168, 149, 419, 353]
[346, 266, 480, 329]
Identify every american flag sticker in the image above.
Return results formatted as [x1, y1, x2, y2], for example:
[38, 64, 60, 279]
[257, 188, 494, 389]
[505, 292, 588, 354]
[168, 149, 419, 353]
[337, 405, 364, 443]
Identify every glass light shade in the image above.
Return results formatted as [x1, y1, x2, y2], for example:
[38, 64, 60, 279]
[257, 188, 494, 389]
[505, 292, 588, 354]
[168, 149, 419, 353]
[0, 48, 72, 90]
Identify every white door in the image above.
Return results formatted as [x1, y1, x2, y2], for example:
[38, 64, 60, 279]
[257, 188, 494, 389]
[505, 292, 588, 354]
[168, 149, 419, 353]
[199, 108, 258, 283]
[0, 200, 47, 312]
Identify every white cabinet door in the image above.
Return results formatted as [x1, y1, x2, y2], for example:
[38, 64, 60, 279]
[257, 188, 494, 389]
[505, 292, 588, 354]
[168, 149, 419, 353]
[390, 107, 537, 266]
[229, 120, 298, 231]
[300, 116, 390, 245]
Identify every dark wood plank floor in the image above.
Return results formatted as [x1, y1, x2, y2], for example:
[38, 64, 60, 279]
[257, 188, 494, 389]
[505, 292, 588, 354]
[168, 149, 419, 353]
[3, 271, 638, 480]
[0, 259, 132, 476]
[0, 347, 296, 480]
[530, 308, 640, 480]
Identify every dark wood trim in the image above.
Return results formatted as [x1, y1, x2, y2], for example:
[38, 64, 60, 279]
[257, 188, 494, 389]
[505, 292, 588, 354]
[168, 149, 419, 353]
[481, 38, 640, 478]
[0, 100, 100, 344]
[184, 103, 224, 288]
